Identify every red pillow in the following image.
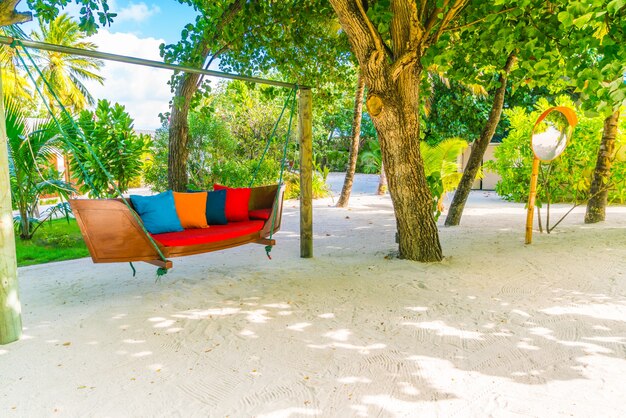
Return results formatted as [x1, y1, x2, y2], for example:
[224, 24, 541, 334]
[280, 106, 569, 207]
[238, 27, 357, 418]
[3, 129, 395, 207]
[213, 184, 251, 222]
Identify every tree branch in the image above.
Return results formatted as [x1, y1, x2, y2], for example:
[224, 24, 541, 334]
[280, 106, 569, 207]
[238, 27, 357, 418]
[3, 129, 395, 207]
[356, 0, 390, 65]
[0, 0, 32, 27]
[445, 7, 517, 32]
[329, 0, 391, 70]
[429, 0, 469, 46]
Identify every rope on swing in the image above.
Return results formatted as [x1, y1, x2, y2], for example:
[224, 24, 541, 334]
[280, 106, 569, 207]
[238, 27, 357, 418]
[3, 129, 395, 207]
[11, 39, 169, 277]
[248, 87, 298, 259]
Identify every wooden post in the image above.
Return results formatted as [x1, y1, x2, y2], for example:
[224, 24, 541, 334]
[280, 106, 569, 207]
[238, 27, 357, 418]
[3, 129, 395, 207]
[0, 67, 22, 344]
[525, 157, 541, 244]
[298, 88, 313, 258]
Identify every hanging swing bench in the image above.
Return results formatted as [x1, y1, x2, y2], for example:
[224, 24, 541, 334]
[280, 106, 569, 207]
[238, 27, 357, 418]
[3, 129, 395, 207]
[70, 183, 285, 271]
[6, 37, 300, 274]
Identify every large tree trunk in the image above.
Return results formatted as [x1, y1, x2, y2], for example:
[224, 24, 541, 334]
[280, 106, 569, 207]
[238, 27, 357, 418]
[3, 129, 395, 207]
[330, 0, 447, 261]
[337, 72, 366, 207]
[370, 84, 442, 261]
[585, 111, 620, 223]
[445, 52, 516, 226]
[377, 160, 387, 195]
[167, 73, 202, 191]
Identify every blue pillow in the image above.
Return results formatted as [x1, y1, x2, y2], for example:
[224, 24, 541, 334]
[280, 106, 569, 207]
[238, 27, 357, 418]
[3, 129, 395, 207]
[130, 191, 184, 234]
[206, 189, 228, 225]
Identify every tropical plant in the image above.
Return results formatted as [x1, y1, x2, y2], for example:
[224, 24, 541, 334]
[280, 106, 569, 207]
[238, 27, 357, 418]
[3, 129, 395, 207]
[283, 169, 331, 200]
[65, 99, 150, 198]
[5, 98, 73, 239]
[31, 13, 104, 114]
[0, 26, 32, 105]
[358, 139, 382, 174]
[420, 138, 471, 220]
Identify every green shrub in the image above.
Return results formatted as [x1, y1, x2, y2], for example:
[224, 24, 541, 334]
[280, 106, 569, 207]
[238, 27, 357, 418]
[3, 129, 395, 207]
[284, 170, 331, 199]
[486, 97, 626, 204]
[65, 100, 150, 198]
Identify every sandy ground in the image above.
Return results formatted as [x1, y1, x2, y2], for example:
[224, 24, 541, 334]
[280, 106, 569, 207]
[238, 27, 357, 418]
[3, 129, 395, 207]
[2, 173, 626, 417]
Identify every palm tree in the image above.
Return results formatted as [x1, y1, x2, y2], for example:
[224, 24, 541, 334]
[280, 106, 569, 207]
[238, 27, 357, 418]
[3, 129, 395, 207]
[5, 98, 74, 239]
[0, 25, 32, 104]
[31, 13, 104, 114]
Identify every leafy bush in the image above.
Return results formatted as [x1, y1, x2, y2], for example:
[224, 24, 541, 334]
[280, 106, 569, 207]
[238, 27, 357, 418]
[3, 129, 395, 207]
[5, 98, 73, 239]
[143, 123, 281, 192]
[284, 170, 331, 199]
[65, 99, 150, 198]
[145, 81, 292, 191]
[486, 97, 626, 203]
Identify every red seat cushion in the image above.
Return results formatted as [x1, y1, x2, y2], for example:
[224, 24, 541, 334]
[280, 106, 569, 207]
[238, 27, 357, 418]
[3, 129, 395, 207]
[152, 220, 264, 247]
[248, 208, 272, 221]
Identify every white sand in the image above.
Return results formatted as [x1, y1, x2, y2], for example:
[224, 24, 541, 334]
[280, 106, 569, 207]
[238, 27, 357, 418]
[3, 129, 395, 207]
[2, 175, 626, 417]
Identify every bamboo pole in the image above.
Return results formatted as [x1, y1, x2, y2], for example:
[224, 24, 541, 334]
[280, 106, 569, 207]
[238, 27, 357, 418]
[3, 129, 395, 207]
[525, 157, 541, 244]
[0, 67, 22, 344]
[298, 88, 313, 258]
[0, 36, 303, 90]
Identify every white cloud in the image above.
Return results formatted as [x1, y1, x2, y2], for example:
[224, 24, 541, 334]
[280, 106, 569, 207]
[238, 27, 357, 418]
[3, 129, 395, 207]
[115, 2, 161, 23]
[84, 30, 172, 129]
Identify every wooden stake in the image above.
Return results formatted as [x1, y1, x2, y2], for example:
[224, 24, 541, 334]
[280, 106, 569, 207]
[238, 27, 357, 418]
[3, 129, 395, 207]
[0, 67, 22, 344]
[298, 88, 313, 258]
[525, 157, 541, 244]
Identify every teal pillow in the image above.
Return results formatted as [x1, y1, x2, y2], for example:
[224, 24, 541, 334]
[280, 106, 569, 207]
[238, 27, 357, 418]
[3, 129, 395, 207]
[206, 189, 228, 225]
[130, 191, 184, 234]
[187, 189, 228, 225]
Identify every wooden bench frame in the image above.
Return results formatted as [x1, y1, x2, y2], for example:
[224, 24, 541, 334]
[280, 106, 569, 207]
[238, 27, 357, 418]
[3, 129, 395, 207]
[69, 184, 285, 270]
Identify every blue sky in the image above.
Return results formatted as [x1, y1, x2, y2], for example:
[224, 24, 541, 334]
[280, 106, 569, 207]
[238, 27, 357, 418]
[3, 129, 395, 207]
[20, 1, 204, 129]
[23, 0, 198, 45]
[97, 0, 198, 45]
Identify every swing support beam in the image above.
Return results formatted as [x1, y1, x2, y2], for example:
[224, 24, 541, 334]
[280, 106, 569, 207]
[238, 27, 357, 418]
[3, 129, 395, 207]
[0, 35, 313, 345]
[0, 36, 300, 89]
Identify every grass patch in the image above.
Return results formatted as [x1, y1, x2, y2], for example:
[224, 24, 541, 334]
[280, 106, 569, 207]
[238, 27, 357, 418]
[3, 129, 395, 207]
[15, 218, 90, 267]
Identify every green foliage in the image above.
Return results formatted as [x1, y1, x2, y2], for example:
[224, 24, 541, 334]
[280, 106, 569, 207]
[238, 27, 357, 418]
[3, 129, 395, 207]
[5, 97, 73, 239]
[31, 13, 104, 114]
[26, 0, 115, 35]
[283, 170, 331, 200]
[15, 218, 89, 267]
[423, 78, 493, 145]
[487, 97, 626, 204]
[66, 99, 150, 198]
[556, 0, 626, 114]
[358, 138, 382, 174]
[421, 138, 470, 220]
[145, 81, 292, 191]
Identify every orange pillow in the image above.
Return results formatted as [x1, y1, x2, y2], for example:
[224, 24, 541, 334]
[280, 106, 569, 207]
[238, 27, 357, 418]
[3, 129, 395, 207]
[173, 192, 209, 229]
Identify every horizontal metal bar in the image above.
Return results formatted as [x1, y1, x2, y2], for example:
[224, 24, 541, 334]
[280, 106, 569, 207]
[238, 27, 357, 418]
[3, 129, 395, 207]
[0, 35, 305, 90]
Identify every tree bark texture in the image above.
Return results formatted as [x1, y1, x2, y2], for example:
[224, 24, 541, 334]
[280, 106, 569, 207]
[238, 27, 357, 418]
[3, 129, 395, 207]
[168, 72, 202, 191]
[329, 0, 465, 261]
[585, 110, 620, 223]
[445, 52, 516, 226]
[0, 0, 32, 27]
[0, 69, 22, 344]
[337, 72, 366, 207]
